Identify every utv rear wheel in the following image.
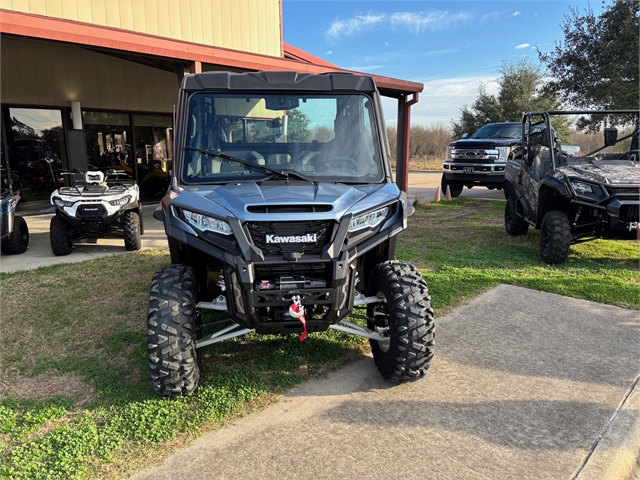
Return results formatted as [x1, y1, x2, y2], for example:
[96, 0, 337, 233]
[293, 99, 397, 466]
[147, 265, 200, 397]
[50, 215, 72, 256]
[441, 176, 463, 198]
[123, 211, 142, 251]
[540, 211, 572, 264]
[1, 215, 29, 254]
[504, 196, 529, 236]
[367, 261, 435, 383]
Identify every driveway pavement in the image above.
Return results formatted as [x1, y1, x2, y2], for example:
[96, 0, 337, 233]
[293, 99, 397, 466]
[132, 285, 639, 480]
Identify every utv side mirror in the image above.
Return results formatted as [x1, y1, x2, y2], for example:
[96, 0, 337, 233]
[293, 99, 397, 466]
[604, 128, 618, 147]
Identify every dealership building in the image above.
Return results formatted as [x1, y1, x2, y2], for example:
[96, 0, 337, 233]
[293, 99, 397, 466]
[0, 0, 422, 198]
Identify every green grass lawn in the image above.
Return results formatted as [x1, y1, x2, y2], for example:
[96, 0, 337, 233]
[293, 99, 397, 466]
[0, 199, 637, 479]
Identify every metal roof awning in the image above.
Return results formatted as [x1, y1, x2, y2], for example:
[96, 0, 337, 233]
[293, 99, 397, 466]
[0, 9, 423, 97]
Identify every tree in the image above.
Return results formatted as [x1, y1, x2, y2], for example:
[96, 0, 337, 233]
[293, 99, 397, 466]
[286, 109, 311, 143]
[538, 0, 639, 125]
[452, 60, 565, 138]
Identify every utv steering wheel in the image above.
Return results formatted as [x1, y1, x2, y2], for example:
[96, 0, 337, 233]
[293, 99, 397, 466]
[316, 156, 359, 173]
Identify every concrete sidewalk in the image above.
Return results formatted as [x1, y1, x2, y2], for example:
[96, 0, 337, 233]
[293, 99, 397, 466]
[132, 285, 640, 480]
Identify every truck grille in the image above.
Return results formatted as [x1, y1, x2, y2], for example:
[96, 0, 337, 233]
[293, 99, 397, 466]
[451, 150, 498, 163]
[246, 220, 334, 255]
[619, 205, 639, 223]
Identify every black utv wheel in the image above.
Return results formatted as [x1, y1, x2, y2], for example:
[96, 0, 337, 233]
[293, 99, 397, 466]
[504, 196, 529, 236]
[367, 261, 435, 383]
[50, 215, 72, 256]
[147, 265, 200, 397]
[441, 176, 463, 198]
[1, 215, 29, 255]
[540, 211, 572, 264]
[123, 211, 142, 251]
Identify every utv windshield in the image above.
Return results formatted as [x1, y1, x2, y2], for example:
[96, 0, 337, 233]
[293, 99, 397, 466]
[182, 93, 384, 184]
[471, 123, 521, 139]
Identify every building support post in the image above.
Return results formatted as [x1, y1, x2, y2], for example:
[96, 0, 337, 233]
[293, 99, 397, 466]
[395, 93, 418, 194]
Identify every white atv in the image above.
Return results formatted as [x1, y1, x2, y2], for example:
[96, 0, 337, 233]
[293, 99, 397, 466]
[49, 169, 144, 255]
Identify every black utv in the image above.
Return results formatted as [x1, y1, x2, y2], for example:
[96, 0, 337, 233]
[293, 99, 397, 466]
[504, 110, 639, 264]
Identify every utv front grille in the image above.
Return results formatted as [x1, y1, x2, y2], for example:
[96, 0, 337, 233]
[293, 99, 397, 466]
[247, 204, 332, 213]
[246, 220, 334, 255]
[619, 205, 639, 223]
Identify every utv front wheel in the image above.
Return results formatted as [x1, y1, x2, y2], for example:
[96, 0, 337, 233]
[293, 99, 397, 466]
[540, 211, 572, 264]
[367, 261, 435, 383]
[147, 265, 200, 397]
[1, 215, 29, 254]
[504, 196, 529, 236]
[123, 211, 142, 251]
[50, 215, 72, 256]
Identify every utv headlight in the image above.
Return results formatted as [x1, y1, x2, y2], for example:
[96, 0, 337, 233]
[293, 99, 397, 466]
[182, 209, 233, 235]
[571, 181, 605, 200]
[52, 197, 75, 208]
[108, 195, 131, 206]
[348, 206, 389, 233]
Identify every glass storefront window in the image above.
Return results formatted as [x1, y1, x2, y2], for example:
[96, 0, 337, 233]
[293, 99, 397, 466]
[83, 111, 132, 174]
[3, 107, 66, 199]
[132, 114, 173, 172]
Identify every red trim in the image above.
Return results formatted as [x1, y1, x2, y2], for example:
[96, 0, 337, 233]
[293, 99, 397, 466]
[0, 9, 422, 94]
[283, 43, 337, 68]
[401, 93, 419, 194]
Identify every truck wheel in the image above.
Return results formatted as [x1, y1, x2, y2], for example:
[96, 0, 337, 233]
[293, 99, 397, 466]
[367, 261, 435, 383]
[147, 265, 200, 397]
[504, 196, 529, 236]
[50, 215, 72, 256]
[441, 176, 463, 198]
[123, 211, 142, 251]
[540, 211, 572, 264]
[1, 215, 29, 254]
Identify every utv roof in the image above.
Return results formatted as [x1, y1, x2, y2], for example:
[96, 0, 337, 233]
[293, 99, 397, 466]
[181, 71, 378, 93]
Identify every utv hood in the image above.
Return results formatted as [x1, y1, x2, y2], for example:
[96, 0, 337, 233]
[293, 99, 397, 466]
[556, 161, 640, 185]
[173, 181, 401, 223]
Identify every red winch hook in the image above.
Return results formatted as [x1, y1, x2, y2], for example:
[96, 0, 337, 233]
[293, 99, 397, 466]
[289, 295, 307, 342]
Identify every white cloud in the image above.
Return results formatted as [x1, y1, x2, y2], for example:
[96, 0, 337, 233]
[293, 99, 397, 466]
[325, 12, 386, 41]
[480, 11, 503, 22]
[515, 43, 530, 49]
[326, 51, 333, 55]
[384, 42, 389, 46]
[343, 64, 386, 72]
[382, 76, 500, 127]
[325, 10, 472, 41]
[513, 11, 521, 16]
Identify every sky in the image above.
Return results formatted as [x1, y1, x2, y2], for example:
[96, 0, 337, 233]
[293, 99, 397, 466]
[282, 0, 604, 128]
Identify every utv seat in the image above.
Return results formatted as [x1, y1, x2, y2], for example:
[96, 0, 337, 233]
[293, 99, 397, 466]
[219, 150, 265, 173]
[532, 154, 551, 179]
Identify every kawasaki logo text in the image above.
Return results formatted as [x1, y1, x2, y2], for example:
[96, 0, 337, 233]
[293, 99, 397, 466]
[265, 234, 317, 244]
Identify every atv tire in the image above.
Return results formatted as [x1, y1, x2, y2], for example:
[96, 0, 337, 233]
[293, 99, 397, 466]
[124, 211, 142, 251]
[441, 176, 463, 198]
[367, 261, 435, 383]
[1, 215, 29, 255]
[147, 265, 200, 397]
[504, 195, 529, 236]
[540, 211, 572, 264]
[50, 215, 72, 256]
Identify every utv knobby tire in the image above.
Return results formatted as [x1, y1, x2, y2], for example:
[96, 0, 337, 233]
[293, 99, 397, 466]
[367, 261, 435, 383]
[0, 215, 29, 255]
[123, 211, 142, 251]
[504, 195, 529, 236]
[147, 265, 200, 397]
[540, 211, 572, 264]
[1, 215, 29, 254]
[441, 176, 463, 198]
[50, 215, 72, 256]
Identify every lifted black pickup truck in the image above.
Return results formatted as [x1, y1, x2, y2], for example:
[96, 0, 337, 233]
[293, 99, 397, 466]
[442, 122, 521, 197]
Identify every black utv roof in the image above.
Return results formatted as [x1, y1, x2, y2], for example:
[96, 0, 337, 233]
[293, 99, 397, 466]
[181, 71, 378, 93]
